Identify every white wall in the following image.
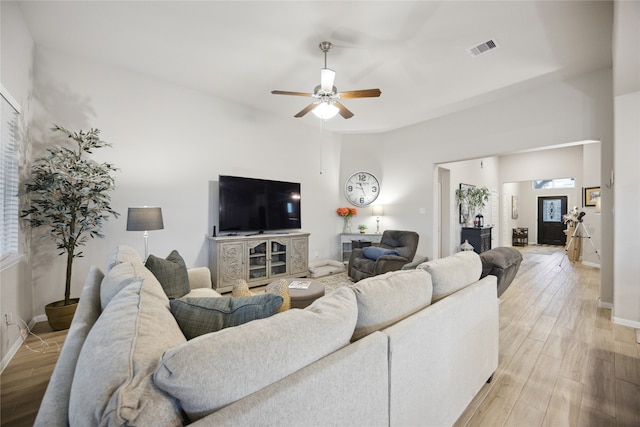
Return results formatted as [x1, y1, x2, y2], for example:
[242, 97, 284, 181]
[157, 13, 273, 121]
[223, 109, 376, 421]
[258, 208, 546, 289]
[500, 144, 599, 255]
[612, 0, 640, 328]
[28, 47, 343, 316]
[438, 157, 500, 254]
[341, 68, 614, 304]
[0, 0, 35, 369]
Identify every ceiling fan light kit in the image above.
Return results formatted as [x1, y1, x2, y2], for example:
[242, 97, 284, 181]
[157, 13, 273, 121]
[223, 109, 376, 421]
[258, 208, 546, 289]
[271, 41, 381, 120]
[312, 101, 340, 119]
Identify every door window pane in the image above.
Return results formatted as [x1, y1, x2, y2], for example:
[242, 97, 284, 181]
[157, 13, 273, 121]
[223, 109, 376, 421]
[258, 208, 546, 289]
[543, 199, 562, 222]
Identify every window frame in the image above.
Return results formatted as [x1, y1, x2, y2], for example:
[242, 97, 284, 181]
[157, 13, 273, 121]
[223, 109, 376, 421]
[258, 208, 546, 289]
[1, 85, 22, 269]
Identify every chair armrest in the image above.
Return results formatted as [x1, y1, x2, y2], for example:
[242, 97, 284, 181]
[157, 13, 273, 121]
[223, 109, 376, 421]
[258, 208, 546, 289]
[375, 255, 411, 275]
[188, 267, 213, 289]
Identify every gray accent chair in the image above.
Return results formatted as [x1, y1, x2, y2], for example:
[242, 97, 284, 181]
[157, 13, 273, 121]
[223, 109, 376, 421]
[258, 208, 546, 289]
[348, 230, 419, 282]
[479, 247, 523, 297]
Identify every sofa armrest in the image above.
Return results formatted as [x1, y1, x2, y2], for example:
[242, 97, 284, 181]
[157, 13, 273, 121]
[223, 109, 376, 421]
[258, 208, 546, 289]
[188, 267, 213, 289]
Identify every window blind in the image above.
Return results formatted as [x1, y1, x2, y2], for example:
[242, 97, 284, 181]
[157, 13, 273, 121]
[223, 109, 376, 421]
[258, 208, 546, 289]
[1, 88, 20, 260]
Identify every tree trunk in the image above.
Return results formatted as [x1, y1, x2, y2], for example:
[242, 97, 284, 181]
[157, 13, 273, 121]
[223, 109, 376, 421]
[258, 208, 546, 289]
[65, 240, 74, 306]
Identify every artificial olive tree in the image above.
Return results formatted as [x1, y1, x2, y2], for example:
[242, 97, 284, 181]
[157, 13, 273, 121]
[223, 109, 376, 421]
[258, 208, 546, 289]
[22, 125, 119, 306]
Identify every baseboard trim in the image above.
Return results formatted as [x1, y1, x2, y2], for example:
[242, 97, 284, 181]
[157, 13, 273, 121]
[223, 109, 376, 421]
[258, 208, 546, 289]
[598, 299, 613, 309]
[612, 316, 640, 330]
[581, 261, 601, 268]
[1, 335, 23, 374]
[32, 314, 47, 324]
[1, 315, 45, 374]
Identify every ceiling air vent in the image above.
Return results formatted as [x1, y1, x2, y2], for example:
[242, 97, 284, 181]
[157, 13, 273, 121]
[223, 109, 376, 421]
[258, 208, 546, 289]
[468, 38, 499, 57]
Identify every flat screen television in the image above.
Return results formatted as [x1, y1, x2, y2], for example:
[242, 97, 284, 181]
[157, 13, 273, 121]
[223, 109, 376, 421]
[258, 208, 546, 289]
[218, 175, 301, 233]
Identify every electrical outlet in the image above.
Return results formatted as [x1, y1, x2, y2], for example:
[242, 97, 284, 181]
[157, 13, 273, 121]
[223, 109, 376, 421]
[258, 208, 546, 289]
[5, 312, 13, 325]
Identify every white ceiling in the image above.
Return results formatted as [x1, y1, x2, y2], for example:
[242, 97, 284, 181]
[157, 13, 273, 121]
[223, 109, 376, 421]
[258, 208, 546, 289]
[17, 1, 613, 134]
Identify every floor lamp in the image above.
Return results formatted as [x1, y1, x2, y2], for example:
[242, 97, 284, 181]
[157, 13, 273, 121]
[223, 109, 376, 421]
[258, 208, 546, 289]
[372, 205, 384, 234]
[126, 207, 164, 262]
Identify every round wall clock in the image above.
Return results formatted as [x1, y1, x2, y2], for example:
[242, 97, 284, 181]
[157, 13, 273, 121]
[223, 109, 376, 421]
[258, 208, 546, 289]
[344, 171, 380, 207]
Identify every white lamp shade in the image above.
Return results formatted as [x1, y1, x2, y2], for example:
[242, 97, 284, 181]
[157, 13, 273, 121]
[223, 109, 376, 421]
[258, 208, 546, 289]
[312, 101, 339, 119]
[372, 205, 384, 216]
[126, 207, 164, 231]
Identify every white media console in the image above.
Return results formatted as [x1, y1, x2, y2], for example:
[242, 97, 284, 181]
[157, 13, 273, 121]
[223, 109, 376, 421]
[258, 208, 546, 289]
[208, 232, 310, 293]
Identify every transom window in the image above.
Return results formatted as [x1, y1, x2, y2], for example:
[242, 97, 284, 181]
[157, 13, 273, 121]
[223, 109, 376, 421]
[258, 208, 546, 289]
[532, 178, 575, 190]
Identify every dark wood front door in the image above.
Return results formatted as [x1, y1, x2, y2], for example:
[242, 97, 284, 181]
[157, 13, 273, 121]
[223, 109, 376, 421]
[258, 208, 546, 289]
[537, 196, 567, 246]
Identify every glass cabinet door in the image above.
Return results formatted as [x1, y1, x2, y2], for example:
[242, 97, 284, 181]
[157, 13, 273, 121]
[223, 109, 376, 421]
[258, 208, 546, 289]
[270, 239, 289, 277]
[248, 241, 267, 281]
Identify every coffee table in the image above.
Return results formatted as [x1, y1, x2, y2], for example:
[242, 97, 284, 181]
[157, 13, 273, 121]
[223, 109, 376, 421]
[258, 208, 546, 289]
[286, 279, 325, 309]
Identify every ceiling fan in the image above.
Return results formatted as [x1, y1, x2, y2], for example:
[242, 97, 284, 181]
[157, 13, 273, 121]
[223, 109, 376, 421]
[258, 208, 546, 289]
[271, 41, 381, 120]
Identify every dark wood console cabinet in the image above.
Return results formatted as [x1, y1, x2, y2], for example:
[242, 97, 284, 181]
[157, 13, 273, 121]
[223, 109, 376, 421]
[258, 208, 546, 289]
[461, 227, 492, 254]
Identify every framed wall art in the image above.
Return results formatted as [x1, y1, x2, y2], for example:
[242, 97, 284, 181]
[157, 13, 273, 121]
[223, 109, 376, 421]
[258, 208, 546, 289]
[583, 187, 601, 207]
[511, 195, 519, 219]
[458, 183, 475, 224]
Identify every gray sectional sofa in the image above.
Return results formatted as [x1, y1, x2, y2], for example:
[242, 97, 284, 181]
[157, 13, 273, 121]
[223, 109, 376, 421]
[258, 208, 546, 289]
[35, 246, 498, 426]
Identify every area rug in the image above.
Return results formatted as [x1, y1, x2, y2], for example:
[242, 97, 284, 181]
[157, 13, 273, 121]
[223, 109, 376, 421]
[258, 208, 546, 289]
[317, 272, 353, 293]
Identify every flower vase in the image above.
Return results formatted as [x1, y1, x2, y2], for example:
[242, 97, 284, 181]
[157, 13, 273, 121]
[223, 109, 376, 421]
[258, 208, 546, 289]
[342, 217, 352, 234]
[466, 213, 475, 227]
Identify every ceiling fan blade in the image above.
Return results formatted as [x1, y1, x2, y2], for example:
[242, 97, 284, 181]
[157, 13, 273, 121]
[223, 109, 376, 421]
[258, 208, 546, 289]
[294, 103, 318, 118]
[334, 101, 354, 119]
[320, 68, 335, 92]
[339, 89, 382, 99]
[271, 90, 312, 97]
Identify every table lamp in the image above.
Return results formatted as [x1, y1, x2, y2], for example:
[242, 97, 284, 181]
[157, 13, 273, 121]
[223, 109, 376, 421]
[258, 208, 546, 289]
[372, 205, 384, 234]
[126, 207, 164, 261]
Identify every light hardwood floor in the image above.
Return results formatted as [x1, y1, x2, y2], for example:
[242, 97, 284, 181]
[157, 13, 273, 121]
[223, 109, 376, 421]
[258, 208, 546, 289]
[455, 246, 640, 427]
[1, 246, 639, 426]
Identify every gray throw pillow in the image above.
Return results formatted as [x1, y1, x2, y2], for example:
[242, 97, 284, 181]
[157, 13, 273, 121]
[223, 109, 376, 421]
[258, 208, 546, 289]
[145, 250, 190, 299]
[170, 294, 283, 339]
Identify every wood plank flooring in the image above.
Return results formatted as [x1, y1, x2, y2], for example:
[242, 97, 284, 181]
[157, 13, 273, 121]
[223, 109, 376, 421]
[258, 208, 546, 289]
[1, 322, 66, 426]
[455, 246, 640, 427]
[1, 246, 638, 426]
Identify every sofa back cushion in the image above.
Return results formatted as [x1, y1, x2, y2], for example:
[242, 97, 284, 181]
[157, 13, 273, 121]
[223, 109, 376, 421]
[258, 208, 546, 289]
[154, 287, 358, 422]
[104, 245, 141, 272]
[350, 269, 433, 341]
[33, 266, 104, 427]
[69, 273, 187, 426]
[418, 251, 482, 302]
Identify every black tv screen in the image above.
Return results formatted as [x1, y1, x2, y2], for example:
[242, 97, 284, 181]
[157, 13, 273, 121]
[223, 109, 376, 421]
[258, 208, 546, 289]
[219, 175, 301, 233]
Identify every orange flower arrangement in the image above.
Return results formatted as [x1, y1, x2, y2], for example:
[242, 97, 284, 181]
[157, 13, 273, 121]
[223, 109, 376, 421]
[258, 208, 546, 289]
[336, 207, 357, 217]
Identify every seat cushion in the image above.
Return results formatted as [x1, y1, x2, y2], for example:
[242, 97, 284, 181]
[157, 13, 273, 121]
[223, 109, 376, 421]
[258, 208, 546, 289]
[418, 251, 482, 302]
[170, 294, 283, 339]
[145, 250, 190, 299]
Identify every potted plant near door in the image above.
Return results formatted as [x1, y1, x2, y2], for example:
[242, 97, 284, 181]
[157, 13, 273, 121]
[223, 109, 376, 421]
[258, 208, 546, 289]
[21, 125, 119, 330]
[455, 186, 490, 227]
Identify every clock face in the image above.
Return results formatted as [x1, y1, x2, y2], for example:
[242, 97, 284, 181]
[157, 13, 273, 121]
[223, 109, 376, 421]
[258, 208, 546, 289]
[345, 171, 380, 207]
